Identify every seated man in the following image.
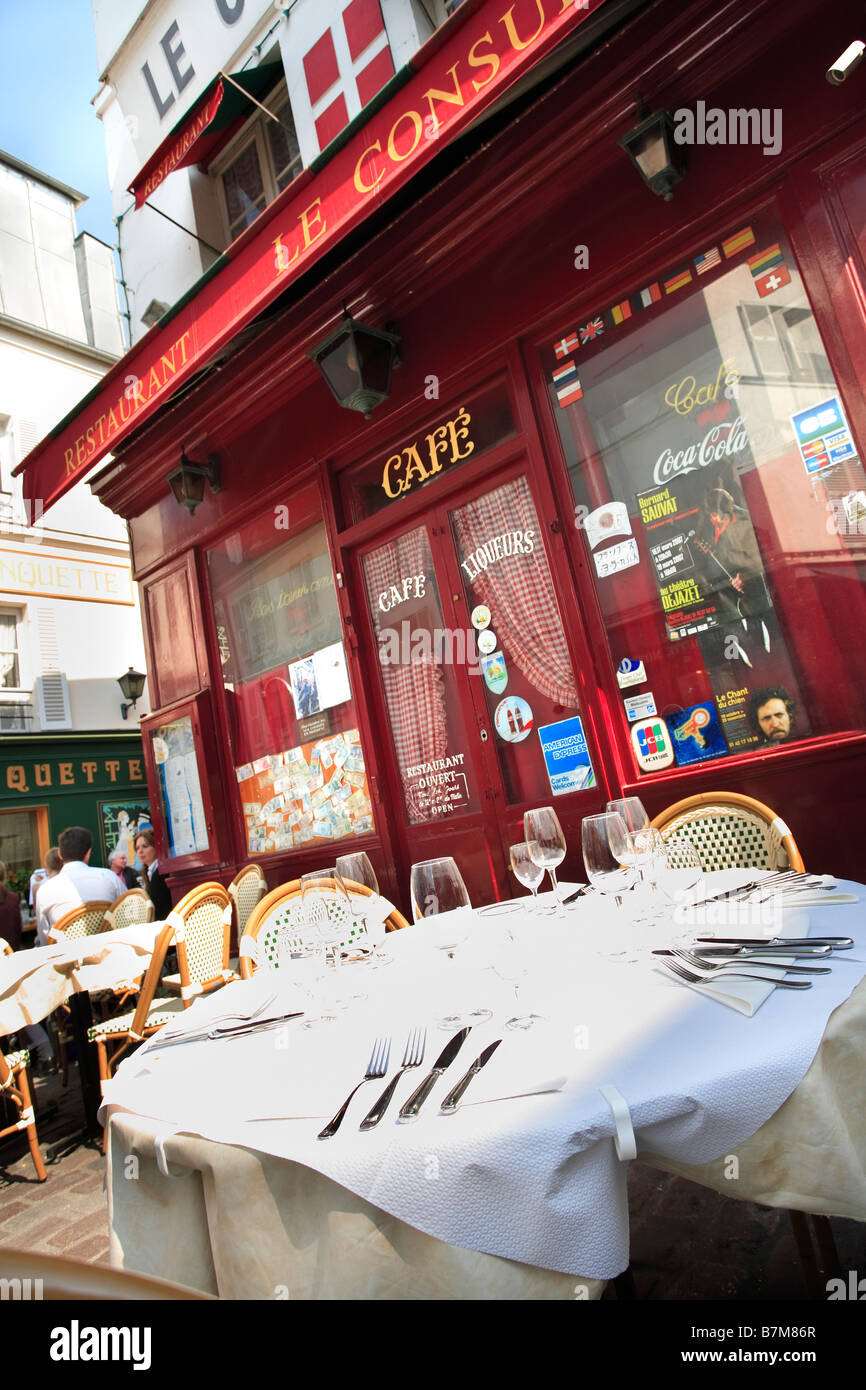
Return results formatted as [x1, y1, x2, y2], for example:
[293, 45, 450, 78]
[35, 826, 121, 946]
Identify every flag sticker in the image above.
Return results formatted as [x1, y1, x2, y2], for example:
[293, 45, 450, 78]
[638, 283, 662, 308]
[553, 333, 579, 358]
[664, 267, 693, 295]
[610, 299, 633, 325]
[694, 246, 721, 275]
[556, 377, 583, 406]
[722, 225, 756, 258]
[755, 264, 791, 297]
[553, 360, 579, 384]
[748, 243, 784, 276]
[579, 316, 604, 343]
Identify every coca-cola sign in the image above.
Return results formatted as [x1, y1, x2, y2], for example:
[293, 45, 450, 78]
[654, 416, 751, 486]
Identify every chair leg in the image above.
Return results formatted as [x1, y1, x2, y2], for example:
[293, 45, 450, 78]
[788, 1210, 823, 1299]
[15, 1066, 46, 1182]
[811, 1215, 842, 1283]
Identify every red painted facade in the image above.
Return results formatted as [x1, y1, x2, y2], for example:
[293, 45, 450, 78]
[90, 0, 866, 912]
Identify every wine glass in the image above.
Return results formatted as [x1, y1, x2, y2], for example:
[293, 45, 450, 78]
[508, 842, 547, 913]
[300, 868, 343, 1020]
[490, 929, 545, 1031]
[409, 858, 491, 1029]
[606, 798, 650, 835]
[523, 807, 567, 909]
[583, 814, 635, 906]
[335, 852, 381, 957]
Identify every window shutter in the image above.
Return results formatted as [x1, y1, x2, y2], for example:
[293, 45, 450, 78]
[35, 672, 72, 730]
[34, 609, 72, 729]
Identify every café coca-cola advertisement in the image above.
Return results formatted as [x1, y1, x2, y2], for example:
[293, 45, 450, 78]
[636, 430, 772, 641]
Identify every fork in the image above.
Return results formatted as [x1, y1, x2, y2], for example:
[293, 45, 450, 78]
[359, 1027, 426, 1130]
[670, 947, 830, 977]
[317, 1036, 391, 1139]
[661, 958, 811, 990]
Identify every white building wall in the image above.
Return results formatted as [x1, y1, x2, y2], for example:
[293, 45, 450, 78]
[93, 0, 449, 341]
[0, 156, 148, 735]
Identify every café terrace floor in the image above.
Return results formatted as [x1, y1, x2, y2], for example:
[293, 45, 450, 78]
[2, 1068, 864, 1299]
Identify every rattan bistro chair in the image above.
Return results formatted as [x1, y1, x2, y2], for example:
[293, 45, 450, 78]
[46, 900, 113, 943]
[88, 922, 183, 1084]
[651, 791, 805, 873]
[102, 888, 155, 932]
[160, 882, 237, 1006]
[0, 1246, 213, 1299]
[0, 1047, 46, 1181]
[228, 863, 267, 937]
[238, 877, 410, 979]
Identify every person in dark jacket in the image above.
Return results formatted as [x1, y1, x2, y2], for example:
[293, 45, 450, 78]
[134, 828, 172, 920]
[0, 859, 22, 951]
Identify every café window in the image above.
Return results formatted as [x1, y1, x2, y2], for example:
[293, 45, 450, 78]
[0, 807, 46, 881]
[207, 486, 374, 855]
[215, 84, 302, 243]
[543, 216, 866, 774]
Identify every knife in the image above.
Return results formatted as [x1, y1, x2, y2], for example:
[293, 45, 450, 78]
[695, 936, 853, 950]
[563, 885, 592, 905]
[397, 1027, 470, 1122]
[683, 943, 832, 958]
[440, 1040, 503, 1113]
[150, 1012, 305, 1050]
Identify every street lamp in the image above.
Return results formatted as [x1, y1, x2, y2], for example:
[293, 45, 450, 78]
[166, 449, 221, 515]
[619, 104, 686, 201]
[310, 309, 401, 419]
[118, 667, 147, 720]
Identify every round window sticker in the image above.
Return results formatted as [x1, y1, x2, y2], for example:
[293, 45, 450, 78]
[471, 605, 491, 630]
[152, 737, 169, 765]
[477, 629, 497, 655]
[494, 696, 533, 743]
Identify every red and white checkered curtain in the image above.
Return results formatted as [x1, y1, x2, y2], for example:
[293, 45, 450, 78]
[451, 477, 578, 706]
[362, 528, 449, 774]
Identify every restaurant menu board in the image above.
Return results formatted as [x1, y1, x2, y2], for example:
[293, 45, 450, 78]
[636, 460, 772, 640]
[151, 716, 209, 858]
[235, 728, 373, 854]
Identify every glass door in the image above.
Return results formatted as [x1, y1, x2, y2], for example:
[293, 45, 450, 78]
[355, 464, 599, 903]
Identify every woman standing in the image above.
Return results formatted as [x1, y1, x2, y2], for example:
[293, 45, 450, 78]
[134, 828, 172, 920]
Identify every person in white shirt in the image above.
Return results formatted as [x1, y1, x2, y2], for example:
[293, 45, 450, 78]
[35, 826, 122, 946]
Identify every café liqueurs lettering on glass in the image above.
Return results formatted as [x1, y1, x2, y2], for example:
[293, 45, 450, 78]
[381, 407, 474, 499]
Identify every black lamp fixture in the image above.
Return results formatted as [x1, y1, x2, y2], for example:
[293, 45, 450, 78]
[118, 667, 146, 720]
[619, 99, 686, 201]
[166, 448, 221, 515]
[310, 308, 401, 419]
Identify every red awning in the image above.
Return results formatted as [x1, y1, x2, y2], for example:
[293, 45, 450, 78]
[128, 63, 285, 207]
[17, 0, 608, 514]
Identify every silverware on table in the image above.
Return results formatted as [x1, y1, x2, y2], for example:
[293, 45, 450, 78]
[397, 1026, 471, 1122]
[562, 885, 592, 905]
[151, 1011, 305, 1050]
[440, 1039, 502, 1113]
[695, 936, 853, 950]
[660, 958, 811, 991]
[685, 873, 831, 907]
[359, 1027, 426, 1130]
[318, 1036, 391, 1140]
[669, 947, 831, 977]
[684, 943, 832, 959]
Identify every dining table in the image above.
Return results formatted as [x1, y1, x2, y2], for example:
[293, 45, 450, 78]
[100, 871, 866, 1299]
[0, 922, 163, 1137]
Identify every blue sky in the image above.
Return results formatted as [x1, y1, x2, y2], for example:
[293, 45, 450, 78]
[0, 0, 115, 246]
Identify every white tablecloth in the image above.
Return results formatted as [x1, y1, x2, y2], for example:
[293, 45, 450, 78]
[0, 924, 162, 1035]
[101, 874, 865, 1281]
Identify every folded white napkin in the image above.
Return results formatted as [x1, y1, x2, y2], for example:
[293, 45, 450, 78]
[145, 972, 305, 1047]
